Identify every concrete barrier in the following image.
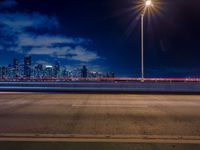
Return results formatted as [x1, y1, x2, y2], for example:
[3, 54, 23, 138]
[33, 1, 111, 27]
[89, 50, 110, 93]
[0, 81, 200, 93]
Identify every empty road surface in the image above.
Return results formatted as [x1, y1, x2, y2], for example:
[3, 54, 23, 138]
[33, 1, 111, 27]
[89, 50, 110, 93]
[0, 93, 200, 146]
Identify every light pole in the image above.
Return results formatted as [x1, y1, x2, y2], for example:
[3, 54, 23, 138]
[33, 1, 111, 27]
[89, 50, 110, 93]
[141, 0, 153, 82]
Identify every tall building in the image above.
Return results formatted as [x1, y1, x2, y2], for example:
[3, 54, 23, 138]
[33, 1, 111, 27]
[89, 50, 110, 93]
[61, 68, 69, 78]
[106, 72, 115, 78]
[81, 66, 88, 78]
[13, 58, 19, 77]
[53, 61, 60, 77]
[24, 56, 32, 77]
[44, 65, 53, 77]
[1, 66, 8, 77]
[34, 64, 43, 78]
[0, 67, 2, 78]
[7, 64, 13, 78]
[19, 64, 24, 77]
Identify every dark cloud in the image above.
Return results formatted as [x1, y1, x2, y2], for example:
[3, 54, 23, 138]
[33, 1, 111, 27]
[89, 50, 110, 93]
[0, 0, 17, 9]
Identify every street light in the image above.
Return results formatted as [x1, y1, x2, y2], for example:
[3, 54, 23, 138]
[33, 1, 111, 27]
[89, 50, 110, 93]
[145, 0, 152, 6]
[141, 0, 153, 82]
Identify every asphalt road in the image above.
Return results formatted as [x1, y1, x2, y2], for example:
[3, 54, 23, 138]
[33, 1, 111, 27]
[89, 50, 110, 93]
[0, 93, 200, 149]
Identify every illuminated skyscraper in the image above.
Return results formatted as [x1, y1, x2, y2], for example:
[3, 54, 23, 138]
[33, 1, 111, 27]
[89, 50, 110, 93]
[0, 67, 2, 78]
[34, 64, 43, 78]
[1, 66, 8, 77]
[44, 65, 53, 77]
[53, 61, 60, 77]
[81, 66, 88, 78]
[24, 56, 32, 77]
[13, 58, 19, 77]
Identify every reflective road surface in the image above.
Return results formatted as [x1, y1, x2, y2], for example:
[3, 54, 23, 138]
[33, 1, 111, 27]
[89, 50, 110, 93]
[0, 93, 200, 149]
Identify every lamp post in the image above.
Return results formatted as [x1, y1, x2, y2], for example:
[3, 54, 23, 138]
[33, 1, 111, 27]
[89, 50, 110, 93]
[141, 0, 153, 82]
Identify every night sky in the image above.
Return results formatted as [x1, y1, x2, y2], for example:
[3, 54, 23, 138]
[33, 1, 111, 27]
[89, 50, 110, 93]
[0, 0, 200, 77]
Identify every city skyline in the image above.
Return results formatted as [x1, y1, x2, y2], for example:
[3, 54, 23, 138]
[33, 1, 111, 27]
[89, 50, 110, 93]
[0, 55, 115, 79]
[0, 0, 200, 77]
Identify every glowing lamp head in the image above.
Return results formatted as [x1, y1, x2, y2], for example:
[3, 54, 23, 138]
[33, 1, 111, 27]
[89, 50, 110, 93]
[145, 0, 152, 7]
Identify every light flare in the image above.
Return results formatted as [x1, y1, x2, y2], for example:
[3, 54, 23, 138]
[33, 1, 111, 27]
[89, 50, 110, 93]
[133, 0, 162, 16]
[145, 0, 152, 6]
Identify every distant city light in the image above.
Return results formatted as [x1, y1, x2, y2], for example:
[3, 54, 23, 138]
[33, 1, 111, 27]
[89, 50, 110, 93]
[45, 65, 53, 68]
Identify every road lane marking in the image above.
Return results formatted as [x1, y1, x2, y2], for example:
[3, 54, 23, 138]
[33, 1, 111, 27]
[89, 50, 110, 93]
[72, 104, 149, 108]
[0, 134, 200, 144]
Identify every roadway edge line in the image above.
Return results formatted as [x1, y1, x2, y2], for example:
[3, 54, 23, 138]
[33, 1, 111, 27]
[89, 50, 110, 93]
[0, 134, 200, 144]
